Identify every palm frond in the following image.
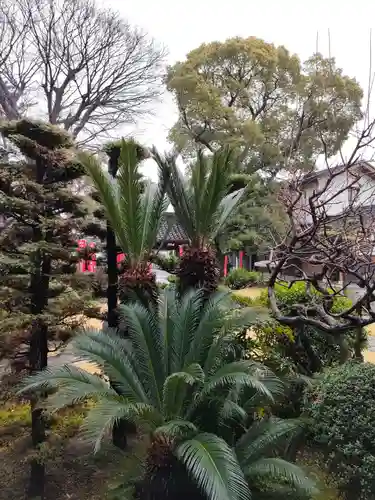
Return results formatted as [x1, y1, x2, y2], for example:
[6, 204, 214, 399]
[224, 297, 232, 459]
[176, 432, 251, 500]
[18, 364, 115, 410]
[71, 329, 149, 403]
[82, 142, 166, 266]
[245, 458, 316, 496]
[169, 288, 205, 372]
[152, 148, 197, 239]
[153, 146, 244, 245]
[162, 371, 197, 419]
[154, 420, 198, 440]
[80, 152, 128, 253]
[119, 302, 164, 410]
[235, 418, 305, 464]
[81, 395, 161, 453]
[203, 361, 278, 402]
[185, 291, 231, 367]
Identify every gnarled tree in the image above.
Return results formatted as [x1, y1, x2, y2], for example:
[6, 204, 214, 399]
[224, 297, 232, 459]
[268, 116, 375, 361]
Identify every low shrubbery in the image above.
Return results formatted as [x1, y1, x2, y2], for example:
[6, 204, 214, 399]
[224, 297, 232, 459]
[304, 362, 375, 500]
[151, 253, 179, 273]
[224, 268, 264, 289]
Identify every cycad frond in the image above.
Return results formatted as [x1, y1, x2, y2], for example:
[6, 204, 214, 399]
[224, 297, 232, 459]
[81, 140, 167, 266]
[18, 364, 115, 411]
[155, 420, 198, 440]
[235, 418, 305, 464]
[80, 395, 161, 453]
[169, 288, 205, 372]
[202, 361, 277, 402]
[153, 146, 244, 246]
[245, 458, 316, 496]
[119, 302, 164, 410]
[71, 329, 148, 403]
[162, 371, 197, 419]
[176, 432, 251, 500]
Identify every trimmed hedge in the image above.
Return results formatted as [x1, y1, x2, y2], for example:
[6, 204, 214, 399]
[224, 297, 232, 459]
[225, 268, 264, 290]
[303, 362, 375, 500]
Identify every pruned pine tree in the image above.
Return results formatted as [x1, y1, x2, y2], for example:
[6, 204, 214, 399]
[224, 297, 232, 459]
[0, 119, 98, 498]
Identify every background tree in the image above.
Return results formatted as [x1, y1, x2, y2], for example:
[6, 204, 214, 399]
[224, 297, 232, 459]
[167, 37, 363, 175]
[0, 119, 97, 498]
[218, 172, 287, 256]
[0, 0, 165, 144]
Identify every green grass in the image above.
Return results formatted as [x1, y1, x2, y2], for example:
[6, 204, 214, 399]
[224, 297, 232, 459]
[0, 402, 31, 428]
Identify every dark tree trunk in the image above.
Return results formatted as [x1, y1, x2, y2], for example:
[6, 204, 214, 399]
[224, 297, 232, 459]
[107, 152, 119, 329]
[107, 222, 118, 328]
[28, 318, 48, 499]
[354, 327, 364, 361]
[28, 249, 50, 499]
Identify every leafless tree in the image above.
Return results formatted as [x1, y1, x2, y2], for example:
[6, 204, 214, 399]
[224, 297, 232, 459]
[0, 0, 166, 144]
[267, 114, 375, 351]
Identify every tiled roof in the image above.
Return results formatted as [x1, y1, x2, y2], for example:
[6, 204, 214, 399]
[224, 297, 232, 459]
[156, 214, 188, 243]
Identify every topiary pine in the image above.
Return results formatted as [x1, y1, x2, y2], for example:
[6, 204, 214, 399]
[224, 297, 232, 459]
[0, 119, 100, 497]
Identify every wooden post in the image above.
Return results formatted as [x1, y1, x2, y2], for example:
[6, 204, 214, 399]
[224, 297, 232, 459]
[239, 250, 243, 268]
[224, 255, 228, 277]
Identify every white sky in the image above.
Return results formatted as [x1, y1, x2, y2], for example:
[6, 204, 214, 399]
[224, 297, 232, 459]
[100, 0, 375, 179]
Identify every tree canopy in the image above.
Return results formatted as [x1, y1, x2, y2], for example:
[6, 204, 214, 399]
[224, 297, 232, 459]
[167, 36, 363, 175]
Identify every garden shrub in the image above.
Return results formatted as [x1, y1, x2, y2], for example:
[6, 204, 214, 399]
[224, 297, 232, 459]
[152, 253, 179, 273]
[303, 362, 375, 500]
[224, 268, 263, 289]
[257, 282, 367, 370]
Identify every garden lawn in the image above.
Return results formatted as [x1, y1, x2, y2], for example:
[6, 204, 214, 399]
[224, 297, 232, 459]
[231, 287, 265, 299]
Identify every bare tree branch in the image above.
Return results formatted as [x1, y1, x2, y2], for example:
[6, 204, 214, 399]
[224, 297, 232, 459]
[0, 0, 166, 144]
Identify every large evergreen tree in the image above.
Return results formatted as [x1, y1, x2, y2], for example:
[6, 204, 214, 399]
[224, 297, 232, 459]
[0, 119, 95, 498]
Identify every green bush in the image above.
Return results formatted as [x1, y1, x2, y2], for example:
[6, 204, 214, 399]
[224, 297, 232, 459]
[304, 362, 375, 500]
[257, 282, 366, 372]
[152, 253, 179, 273]
[225, 268, 263, 289]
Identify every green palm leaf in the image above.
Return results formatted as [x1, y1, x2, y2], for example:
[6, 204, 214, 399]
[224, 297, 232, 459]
[153, 146, 244, 247]
[176, 432, 251, 500]
[235, 418, 305, 464]
[80, 140, 167, 267]
[81, 395, 161, 453]
[18, 364, 115, 411]
[71, 329, 149, 403]
[245, 458, 316, 496]
[154, 420, 198, 440]
[203, 361, 277, 401]
[119, 302, 165, 410]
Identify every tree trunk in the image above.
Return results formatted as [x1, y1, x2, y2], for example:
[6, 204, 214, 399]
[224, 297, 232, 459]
[27, 249, 50, 499]
[28, 318, 48, 499]
[354, 327, 364, 361]
[107, 222, 118, 328]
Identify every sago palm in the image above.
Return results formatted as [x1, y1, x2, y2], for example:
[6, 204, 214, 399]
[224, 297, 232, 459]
[81, 140, 168, 307]
[19, 290, 315, 500]
[153, 147, 245, 296]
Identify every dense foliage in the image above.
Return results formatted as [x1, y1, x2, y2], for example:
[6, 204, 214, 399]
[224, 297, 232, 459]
[225, 268, 264, 289]
[255, 283, 367, 373]
[304, 362, 375, 500]
[20, 289, 315, 500]
[153, 147, 244, 295]
[0, 120, 96, 369]
[167, 37, 362, 175]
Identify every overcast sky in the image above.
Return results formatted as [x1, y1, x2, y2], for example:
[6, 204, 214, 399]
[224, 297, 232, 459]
[100, 0, 375, 178]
